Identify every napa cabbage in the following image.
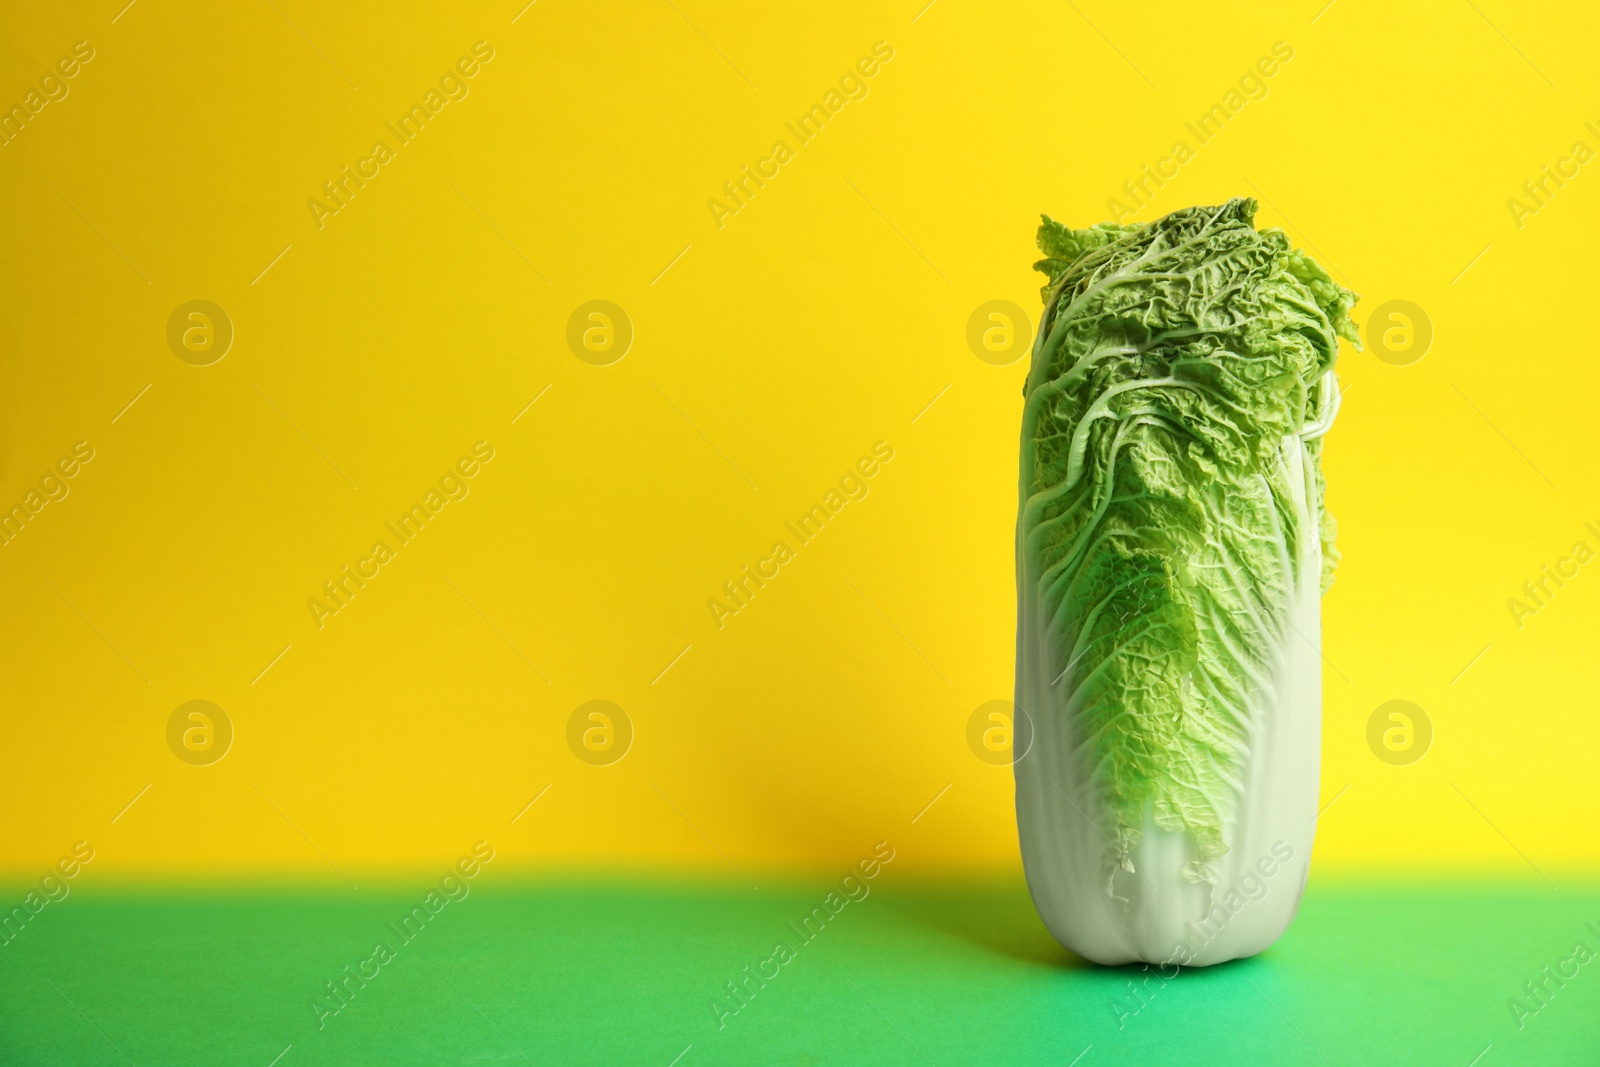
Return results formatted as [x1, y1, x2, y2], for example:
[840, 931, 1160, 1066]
[1013, 198, 1358, 966]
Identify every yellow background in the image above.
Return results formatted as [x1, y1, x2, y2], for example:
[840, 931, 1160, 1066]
[2, 0, 1596, 884]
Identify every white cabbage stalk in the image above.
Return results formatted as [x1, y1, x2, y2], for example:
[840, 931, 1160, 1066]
[1013, 200, 1359, 967]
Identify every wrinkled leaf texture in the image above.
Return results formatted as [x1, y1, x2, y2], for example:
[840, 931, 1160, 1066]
[1020, 198, 1359, 874]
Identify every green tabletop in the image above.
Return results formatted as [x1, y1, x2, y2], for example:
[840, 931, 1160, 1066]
[2, 876, 1594, 1065]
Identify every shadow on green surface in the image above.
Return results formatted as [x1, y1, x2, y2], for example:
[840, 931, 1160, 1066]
[869, 878, 1087, 969]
